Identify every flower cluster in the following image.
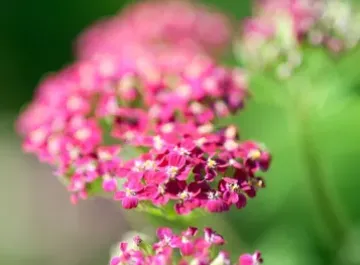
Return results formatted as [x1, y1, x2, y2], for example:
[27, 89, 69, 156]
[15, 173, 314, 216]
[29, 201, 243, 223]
[17, 1, 272, 263]
[17, 0, 270, 213]
[235, 0, 360, 77]
[76, 0, 232, 68]
[17, 53, 270, 211]
[114, 125, 270, 214]
[111, 227, 263, 265]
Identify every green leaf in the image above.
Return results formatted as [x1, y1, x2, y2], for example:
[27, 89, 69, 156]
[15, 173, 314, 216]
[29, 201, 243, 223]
[87, 178, 103, 196]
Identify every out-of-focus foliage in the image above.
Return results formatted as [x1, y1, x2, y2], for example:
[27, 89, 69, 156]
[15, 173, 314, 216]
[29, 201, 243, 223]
[222, 20, 360, 265]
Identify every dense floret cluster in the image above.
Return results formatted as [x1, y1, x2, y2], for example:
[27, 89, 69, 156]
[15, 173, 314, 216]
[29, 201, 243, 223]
[17, 55, 270, 210]
[17, 2, 273, 264]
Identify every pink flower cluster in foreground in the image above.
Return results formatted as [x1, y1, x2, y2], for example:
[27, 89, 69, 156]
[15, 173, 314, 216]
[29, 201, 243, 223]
[17, 1, 270, 264]
[237, 0, 360, 73]
[17, 53, 270, 213]
[17, 1, 271, 214]
[17, 0, 271, 217]
[111, 227, 263, 265]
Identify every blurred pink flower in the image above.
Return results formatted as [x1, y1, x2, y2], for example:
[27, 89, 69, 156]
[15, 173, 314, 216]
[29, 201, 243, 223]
[110, 227, 262, 265]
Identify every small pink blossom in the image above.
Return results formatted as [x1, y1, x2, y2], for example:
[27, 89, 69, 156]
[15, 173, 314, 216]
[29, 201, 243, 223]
[239, 251, 263, 265]
[114, 180, 144, 209]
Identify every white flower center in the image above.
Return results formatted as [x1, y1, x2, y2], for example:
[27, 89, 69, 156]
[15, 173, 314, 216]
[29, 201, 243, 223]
[167, 166, 179, 179]
[125, 188, 136, 197]
[248, 149, 261, 160]
[174, 147, 190, 156]
[143, 160, 156, 171]
[207, 158, 217, 168]
[74, 128, 90, 141]
[178, 190, 191, 200]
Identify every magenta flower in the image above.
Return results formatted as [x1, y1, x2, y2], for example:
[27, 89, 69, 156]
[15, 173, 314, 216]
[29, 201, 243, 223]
[114, 180, 144, 209]
[176, 227, 198, 256]
[204, 190, 229, 213]
[16, 2, 277, 264]
[68, 175, 88, 205]
[111, 242, 145, 265]
[17, 11, 271, 265]
[239, 251, 263, 265]
[159, 153, 190, 181]
[204, 227, 225, 245]
[219, 177, 247, 208]
[174, 182, 203, 215]
[153, 227, 179, 254]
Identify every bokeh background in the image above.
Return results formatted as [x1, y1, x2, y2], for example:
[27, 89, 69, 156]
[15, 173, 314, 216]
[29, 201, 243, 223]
[2, 0, 360, 264]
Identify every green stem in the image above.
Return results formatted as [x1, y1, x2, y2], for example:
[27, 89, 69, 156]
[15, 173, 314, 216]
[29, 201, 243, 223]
[294, 97, 348, 249]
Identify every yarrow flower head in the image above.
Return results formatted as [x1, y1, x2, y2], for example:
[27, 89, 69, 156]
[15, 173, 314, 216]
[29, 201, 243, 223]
[235, 0, 360, 78]
[16, 1, 273, 264]
[16, 20, 271, 215]
[110, 227, 263, 265]
[16, 51, 270, 211]
[17, 0, 272, 217]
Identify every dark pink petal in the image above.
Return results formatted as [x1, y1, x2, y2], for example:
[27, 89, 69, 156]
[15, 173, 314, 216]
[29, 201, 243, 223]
[223, 191, 239, 204]
[175, 202, 193, 215]
[204, 227, 225, 245]
[239, 253, 258, 265]
[180, 242, 194, 256]
[113, 191, 126, 200]
[120, 242, 128, 252]
[156, 227, 173, 240]
[144, 171, 167, 184]
[122, 196, 138, 209]
[236, 193, 247, 209]
[184, 227, 198, 237]
[206, 199, 228, 213]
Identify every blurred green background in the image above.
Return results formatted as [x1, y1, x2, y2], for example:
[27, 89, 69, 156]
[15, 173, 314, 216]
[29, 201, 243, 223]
[2, 0, 360, 265]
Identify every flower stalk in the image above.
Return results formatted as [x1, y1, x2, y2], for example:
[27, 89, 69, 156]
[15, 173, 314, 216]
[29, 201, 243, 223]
[291, 86, 349, 250]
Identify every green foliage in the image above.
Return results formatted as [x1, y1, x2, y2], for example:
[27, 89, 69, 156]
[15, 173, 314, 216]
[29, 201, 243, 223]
[224, 44, 360, 265]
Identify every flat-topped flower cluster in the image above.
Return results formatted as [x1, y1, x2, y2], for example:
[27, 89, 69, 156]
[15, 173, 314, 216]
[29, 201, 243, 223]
[17, 1, 270, 214]
[111, 227, 263, 265]
[17, 1, 272, 264]
[18, 54, 270, 212]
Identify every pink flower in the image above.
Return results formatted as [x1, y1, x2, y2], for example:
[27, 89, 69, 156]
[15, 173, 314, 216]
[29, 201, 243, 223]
[174, 182, 203, 215]
[110, 242, 145, 265]
[16, 0, 270, 212]
[158, 153, 190, 181]
[114, 180, 144, 209]
[68, 175, 88, 204]
[203, 190, 229, 213]
[177, 227, 198, 256]
[204, 227, 225, 245]
[239, 251, 263, 265]
[154, 227, 179, 254]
